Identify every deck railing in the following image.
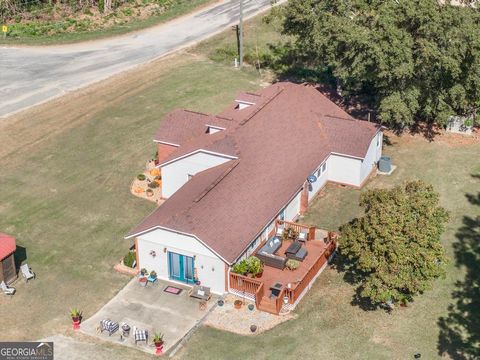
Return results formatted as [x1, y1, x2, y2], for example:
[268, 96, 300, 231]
[255, 282, 264, 309]
[229, 272, 263, 296]
[284, 238, 337, 304]
[276, 219, 316, 241]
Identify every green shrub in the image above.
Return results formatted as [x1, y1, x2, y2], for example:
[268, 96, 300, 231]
[246, 256, 263, 276]
[231, 259, 249, 275]
[232, 256, 263, 276]
[137, 173, 146, 181]
[286, 259, 300, 270]
[123, 251, 136, 268]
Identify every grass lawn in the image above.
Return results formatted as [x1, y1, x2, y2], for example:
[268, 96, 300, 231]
[0, 50, 263, 343]
[1, 8, 478, 360]
[0, 0, 215, 46]
[177, 134, 480, 359]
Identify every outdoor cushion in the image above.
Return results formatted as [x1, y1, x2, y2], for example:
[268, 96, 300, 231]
[287, 247, 309, 261]
[258, 237, 282, 255]
[100, 319, 119, 336]
[298, 232, 308, 241]
[134, 329, 148, 344]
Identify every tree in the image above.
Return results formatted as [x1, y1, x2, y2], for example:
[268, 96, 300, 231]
[339, 180, 449, 307]
[280, 0, 480, 129]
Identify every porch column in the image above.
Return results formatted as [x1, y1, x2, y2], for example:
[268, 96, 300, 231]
[300, 182, 309, 215]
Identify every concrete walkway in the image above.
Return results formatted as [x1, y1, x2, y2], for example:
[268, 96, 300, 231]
[0, 0, 281, 118]
[80, 278, 217, 355]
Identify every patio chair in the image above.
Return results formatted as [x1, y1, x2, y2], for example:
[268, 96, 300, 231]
[1, 281, 15, 296]
[298, 231, 308, 242]
[100, 319, 119, 336]
[133, 326, 148, 345]
[20, 263, 35, 282]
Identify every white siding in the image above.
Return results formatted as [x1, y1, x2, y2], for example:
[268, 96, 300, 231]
[360, 133, 381, 184]
[136, 228, 226, 294]
[161, 152, 232, 198]
[327, 154, 362, 187]
[308, 162, 329, 199]
[285, 191, 301, 221]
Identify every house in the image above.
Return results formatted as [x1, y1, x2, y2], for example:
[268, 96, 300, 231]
[0, 233, 17, 284]
[126, 82, 382, 313]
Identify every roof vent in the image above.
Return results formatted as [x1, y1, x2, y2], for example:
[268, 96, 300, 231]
[235, 100, 255, 110]
[206, 125, 225, 134]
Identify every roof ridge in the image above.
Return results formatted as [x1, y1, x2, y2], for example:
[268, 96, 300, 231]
[193, 160, 240, 203]
[239, 88, 284, 126]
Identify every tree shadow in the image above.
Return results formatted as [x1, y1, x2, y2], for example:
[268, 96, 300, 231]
[437, 175, 480, 359]
[14, 245, 28, 272]
[331, 251, 380, 311]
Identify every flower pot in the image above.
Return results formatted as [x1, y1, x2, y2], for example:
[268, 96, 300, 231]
[139, 277, 147, 287]
[217, 299, 224, 307]
[250, 325, 257, 333]
[255, 270, 263, 278]
[234, 300, 242, 309]
[146, 190, 154, 197]
[248, 304, 255, 311]
[154, 342, 164, 355]
[72, 317, 81, 330]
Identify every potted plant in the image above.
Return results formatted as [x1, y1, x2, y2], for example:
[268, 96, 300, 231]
[146, 188, 154, 197]
[153, 333, 164, 355]
[246, 256, 263, 278]
[231, 259, 249, 275]
[140, 268, 148, 276]
[139, 277, 148, 287]
[286, 259, 300, 271]
[137, 174, 146, 181]
[70, 308, 82, 330]
[234, 300, 243, 309]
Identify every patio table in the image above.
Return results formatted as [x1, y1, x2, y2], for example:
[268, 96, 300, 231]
[285, 241, 302, 256]
[189, 285, 211, 301]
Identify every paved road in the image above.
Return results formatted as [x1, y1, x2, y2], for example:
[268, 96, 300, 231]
[0, 0, 277, 118]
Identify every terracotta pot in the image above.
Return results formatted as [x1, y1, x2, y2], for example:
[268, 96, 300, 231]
[72, 318, 81, 330]
[234, 300, 242, 309]
[146, 190, 154, 197]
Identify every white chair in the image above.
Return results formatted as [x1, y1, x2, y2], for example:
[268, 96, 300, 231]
[1, 281, 15, 296]
[298, 231, 308, 242]
[20, 264, 35, 282]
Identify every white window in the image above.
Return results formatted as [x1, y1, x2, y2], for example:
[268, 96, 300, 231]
[322, 162, 327, 172]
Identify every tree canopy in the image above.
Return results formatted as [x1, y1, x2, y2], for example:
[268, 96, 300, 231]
[280, 0, 480, 129]
[339, 180, 449, 307]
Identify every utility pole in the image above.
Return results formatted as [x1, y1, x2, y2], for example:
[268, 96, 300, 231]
[239, 0, 244, 68]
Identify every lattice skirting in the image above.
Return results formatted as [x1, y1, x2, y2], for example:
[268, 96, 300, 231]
[228, 288, 256, 302]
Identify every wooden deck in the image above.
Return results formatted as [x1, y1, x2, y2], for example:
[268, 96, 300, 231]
[229, 224, 337, 315]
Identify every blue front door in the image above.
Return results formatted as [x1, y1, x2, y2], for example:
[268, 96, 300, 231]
[168, 252, 195, 284]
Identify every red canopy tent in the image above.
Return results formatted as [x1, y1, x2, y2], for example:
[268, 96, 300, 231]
[0, 233, 17, 284]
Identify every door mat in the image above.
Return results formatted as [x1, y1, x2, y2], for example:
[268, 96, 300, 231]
[164, 286, 183, 295]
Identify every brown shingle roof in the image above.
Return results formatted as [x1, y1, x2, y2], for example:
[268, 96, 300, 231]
[128, 82, 380, 263]
[153, 109, 236, 146]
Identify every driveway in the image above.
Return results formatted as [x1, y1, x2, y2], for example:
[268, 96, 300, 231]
[0, 0, 281, 118]
[80, 278, 217, 355]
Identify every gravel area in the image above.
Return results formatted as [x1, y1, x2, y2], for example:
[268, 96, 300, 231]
[204, 295, 295, 335]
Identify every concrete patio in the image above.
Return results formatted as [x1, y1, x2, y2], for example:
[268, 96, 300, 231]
[80, 278, 217, 355]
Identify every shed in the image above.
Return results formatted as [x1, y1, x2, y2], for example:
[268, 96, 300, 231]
[0, 233, 17, 284]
